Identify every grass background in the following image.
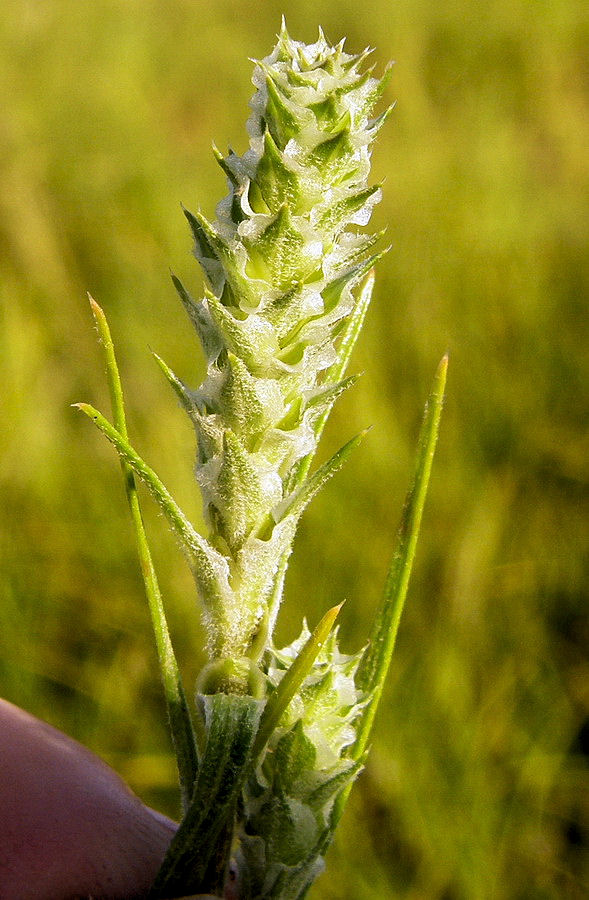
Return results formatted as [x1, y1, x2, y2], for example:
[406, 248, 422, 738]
[1, 0, 587, 896]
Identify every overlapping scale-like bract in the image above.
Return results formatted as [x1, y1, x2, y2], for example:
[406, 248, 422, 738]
[167, 24, 390, 660]
[238, 626, 367, 897]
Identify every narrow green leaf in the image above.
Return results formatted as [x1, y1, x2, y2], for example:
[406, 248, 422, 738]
[356, 355, 448, 713]
[328, 269, 375, 389]
[321, 248, 388, 314]
[332, 354, 448, 827]
[275, 429, 369, 525]
[170, 272, 222, 361]
[88, 298, 200, 804]
[253, 603, 342, 760]
[152, 350, 196, 417]
[305, 374, 359, 415]
[149, 693, 264, 898]
[75, 402, 197, 552]
[335, 229, 386, 272]
[73, 402, 232, 618]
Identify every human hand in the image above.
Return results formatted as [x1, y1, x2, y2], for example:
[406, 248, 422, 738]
[0, 698, 178, 899]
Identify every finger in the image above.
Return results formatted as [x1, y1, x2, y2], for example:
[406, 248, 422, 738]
[0, 698, 177, 899]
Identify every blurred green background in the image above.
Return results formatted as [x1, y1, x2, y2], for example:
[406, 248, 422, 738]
[1, 0, 587, 896]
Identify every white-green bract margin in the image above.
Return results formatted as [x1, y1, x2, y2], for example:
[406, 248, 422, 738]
[77, 21, 446, 900]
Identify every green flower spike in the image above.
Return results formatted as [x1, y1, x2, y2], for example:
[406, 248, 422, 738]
[79, 21, 445, 900]
[172, 22, 393, 670]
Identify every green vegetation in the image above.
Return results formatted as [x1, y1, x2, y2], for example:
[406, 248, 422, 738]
[0, 1, 587, 897]
[76, 29, 445, 896]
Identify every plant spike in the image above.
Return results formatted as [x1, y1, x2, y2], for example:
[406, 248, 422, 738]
[252, 603, 343, 760]
[79, 22, 445, 900]
[166, 24, 390, 673]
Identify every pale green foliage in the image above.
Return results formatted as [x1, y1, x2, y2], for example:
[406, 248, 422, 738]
[162, 23, 393, 894]
[79, 23, 444, 900]
[237, 627, 366, 898]
[166, 22, 391, 664]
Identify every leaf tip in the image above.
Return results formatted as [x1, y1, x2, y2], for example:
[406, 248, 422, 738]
[435, 353, 449, 394]
[87, 293, 104, 319]
[328, 599, 345, 620]
[72, 401, 97, 420]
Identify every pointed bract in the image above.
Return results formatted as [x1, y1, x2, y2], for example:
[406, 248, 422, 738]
[167, 28, 392, 664]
